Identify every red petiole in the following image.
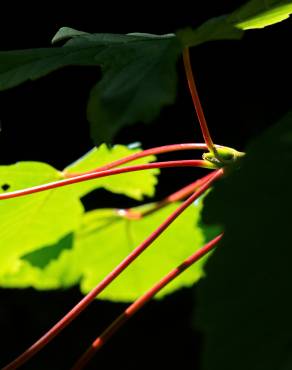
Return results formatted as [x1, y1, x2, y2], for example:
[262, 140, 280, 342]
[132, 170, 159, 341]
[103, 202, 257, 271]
[117, 171, 216, 220]
[2, 45, 230, 370]
[63, 143, 214, 177]
[183, 48, 221, 160]
[71, 233, 223, 370]
[0, 159, 215, 201]
[2, 169, 223, 370]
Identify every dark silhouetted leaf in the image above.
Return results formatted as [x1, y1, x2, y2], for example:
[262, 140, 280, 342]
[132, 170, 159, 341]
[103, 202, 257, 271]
[197, 112, 292, 370]
[177, 16, 243, 48]
[83, 33, 181, 144]
[0, 31, 181, 145]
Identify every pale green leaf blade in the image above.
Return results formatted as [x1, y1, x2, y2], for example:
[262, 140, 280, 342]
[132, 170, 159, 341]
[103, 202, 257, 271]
[231, 0, 292, 30]
[0, 246, 80, 290]
[77, 203, 208, 302]
[64, 144, 159, 200]
[0, 162, 83, 274]
[22, 233, 74, 268]
[0, 201, 215, 302]
[178, 0, 292, 48]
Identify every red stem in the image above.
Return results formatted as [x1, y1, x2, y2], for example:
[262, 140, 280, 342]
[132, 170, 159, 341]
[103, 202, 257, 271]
[0, 160, 215, 201]
[182, 48, 216, 154]
[64, 143, 212, 177]
[143, 171, 215, 214]
[71, 233, 223, 370]
[118, 171, 216, 220]
[1, 169, 223, 370]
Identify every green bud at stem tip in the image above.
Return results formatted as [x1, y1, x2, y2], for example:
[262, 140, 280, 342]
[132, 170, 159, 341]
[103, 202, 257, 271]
[203, 146, 245, 168]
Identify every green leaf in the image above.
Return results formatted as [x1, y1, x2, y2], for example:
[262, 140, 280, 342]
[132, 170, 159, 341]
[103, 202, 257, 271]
[178, 0, 292, 47]
[0, 144, 157, 274]
[1, 201, 214, 302]
[177, 16, 243, 48]
[0, 3, 290, 144]
[22, 233, 74, 268]
[84, 33, 181, 144]
[231, 0, 292, 30]
[65, 144, 159, 200]
[0, 47, 100, 91]
[0, 162, 83, 274]
[197, 112, 292, 370]
[0, 32, 181, 144]
[0, 241, 80, 289]
[51, 26, 88, 44]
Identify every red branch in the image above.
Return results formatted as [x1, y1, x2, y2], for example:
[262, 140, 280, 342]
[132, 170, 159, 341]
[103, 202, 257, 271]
[183, 48, 216, 154]
[71, 233, 223, 370]
[1, 169, 223, 370]
[0, 160, 215, 201]
[64, 143, 213, 177]
[118, 171, 216, 219]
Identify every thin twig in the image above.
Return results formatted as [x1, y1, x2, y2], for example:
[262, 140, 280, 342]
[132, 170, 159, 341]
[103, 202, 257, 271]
[183, 48, 218, 157]
[1, 169, 223, 370]
[71, 234, 223, 370]
[0, 160, 216, 201]
[63, 143, 214, 177]
[117, 171, 216, 220]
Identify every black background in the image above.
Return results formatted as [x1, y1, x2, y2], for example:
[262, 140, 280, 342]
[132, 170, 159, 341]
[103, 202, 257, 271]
[0, 1, 291, 369]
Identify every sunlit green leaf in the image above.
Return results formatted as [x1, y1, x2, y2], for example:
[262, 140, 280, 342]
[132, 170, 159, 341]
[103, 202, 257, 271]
[178, 0, 292, 47]
[0, 162, 83, 274]
[0, 144, 158, 275]
[22, 233, 74, 269]
[1, 201, 215, 302]
[65, 144, 159, 200]
[197, 112, 292, 370]
[232, 0, 292, 30]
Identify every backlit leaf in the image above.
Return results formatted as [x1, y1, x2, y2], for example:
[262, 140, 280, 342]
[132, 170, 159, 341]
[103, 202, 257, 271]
[1, 201, 215, 302]
[0, 144, 157, 274]
[0, 162, 83, 274]
[65, 144, 158, 200]
[231, 0, 292, 30]
[178, 0, 292, 47]
[22, 233, 74, 269]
